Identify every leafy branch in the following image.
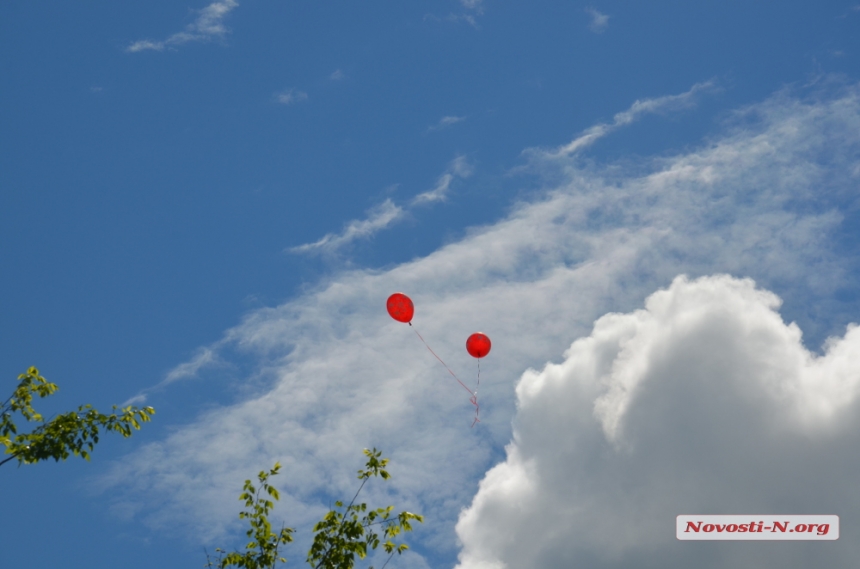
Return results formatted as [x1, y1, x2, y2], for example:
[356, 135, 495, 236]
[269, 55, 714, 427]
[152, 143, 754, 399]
[205, 463, 295, 569]
[307, 448, 423, 569]
[0, 367, 155, 468]
[209, 448, 423, 569]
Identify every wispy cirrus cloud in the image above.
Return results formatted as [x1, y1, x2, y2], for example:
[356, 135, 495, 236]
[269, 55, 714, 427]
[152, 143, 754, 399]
[425, 0, 484, 27]
[427, 115, 467, 132]
[537, 79, 718, 159]
[288, 199, 405, 255]
[585, 7, 610, 33]
[275, 88, 308, 105]
[121, 347, 223, 406]
[126, 0, 239, 53]
[448, 0, 485, 27]
[838, 5, 860, 18]
[411, 156, 473, 205]
[290, 155, 474, 255]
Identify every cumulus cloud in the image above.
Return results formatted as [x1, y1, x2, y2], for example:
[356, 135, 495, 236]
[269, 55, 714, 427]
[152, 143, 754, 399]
[289, 199, 405, 255]
[455, 274, 860, 568]
[411, 155, 473, 205]
[275, 88, 308, 105]
[99, 81, 860, 567]
[126, 0, 239, 53]
[586, 7, 610, 33]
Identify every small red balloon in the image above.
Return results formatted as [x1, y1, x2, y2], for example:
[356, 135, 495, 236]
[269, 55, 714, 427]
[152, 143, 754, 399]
[466, 333, 491, 358]
[387, 293, 414, 323]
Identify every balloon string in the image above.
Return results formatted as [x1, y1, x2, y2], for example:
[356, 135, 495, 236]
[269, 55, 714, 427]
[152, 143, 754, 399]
[471, 361, 481, 428]
[410, 323, 480, 426]
[410, 324, 473, 396]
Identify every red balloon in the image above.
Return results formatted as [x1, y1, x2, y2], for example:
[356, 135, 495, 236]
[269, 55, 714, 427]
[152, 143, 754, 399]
[466, 333, 491, 358]
[387, 293, 414, 323]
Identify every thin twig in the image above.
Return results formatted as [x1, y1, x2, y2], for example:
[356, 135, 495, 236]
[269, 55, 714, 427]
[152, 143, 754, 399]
[379, 549, 397, 569]
[0, 453, 20, 468]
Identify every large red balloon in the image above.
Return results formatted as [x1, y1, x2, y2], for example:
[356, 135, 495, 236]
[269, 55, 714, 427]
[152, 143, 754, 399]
[387, 293, 414, 323]
[466, 333, 491, 358]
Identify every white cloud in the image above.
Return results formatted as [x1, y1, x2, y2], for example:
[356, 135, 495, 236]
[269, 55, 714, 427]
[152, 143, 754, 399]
[539, 79, 718, 159]
[330, 69, 345, 80]
[447, 0, 485, 27]
[99, 81, 860, 566]
[120, 393, 147, 407]
[585, 7, 610, 33]
[455, 275, 860, 568]
[411, 155, 473, 205]
[460, 0, 483, 10]
[289, 199, 405, 255]
[428, 115, 467, 132]
[162, 347, 221, 385]
[290, 157, 473, 255]
[126, 0, 239, 53]
[127, 40, 166, 53]
[121, 347, 222, 406]
[275, 88, 308, 105]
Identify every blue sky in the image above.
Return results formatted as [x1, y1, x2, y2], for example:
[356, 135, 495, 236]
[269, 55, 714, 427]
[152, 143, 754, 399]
[3, 2, 860, 568]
